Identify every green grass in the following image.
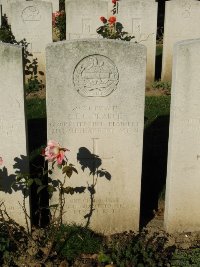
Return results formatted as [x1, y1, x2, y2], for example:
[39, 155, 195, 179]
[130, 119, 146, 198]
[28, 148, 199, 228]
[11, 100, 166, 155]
[156, 44, 163, 56]
[26, 98, 46, 119]
[171, 248, 200, 267]
[144, 96, 171, 128]
[55, 224, 102, 262]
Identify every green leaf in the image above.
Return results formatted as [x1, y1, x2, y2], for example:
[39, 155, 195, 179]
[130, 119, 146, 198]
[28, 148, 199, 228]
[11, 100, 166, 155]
[34, 178, 42, 186]
[62, 165, 73, 178]
[57, 164, 62, 169]
[37, 185, 46, 194]
[71, 167, 78, 174]
[47, 185, 56, 193]
[27, 179, 34, 187]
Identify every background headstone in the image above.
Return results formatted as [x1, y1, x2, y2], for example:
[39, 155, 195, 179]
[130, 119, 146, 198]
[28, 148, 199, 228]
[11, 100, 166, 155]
[46, 39, 146, 234]
[0, 43, 29, 226]
[117, 0, 158, 83]
[0, 5, 2, 26]
[40, 0, 59, 12]
[164, 38, 200, 232]
[65, 0, 108, 40]
[10, 0, 52, 81]
[0, 0, 23, 23]
[162, 0, 200, 81]
[0, 0, 58, 23]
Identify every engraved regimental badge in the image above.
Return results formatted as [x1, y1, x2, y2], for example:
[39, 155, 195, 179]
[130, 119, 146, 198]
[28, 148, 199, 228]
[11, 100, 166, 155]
[22, 6, 41, 21]
[73, 55, 119, 97]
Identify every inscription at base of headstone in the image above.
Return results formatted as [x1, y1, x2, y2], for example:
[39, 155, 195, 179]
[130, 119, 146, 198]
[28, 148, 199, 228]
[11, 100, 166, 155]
[0, 43, 29, 226]
[46, 39, 146, 234]
[164, 38, 200, 232]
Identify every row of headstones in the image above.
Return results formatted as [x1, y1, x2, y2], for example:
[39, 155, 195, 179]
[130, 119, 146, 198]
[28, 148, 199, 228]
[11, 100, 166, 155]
[65, 0, 200, 81]
[1, 0, 200, 83]
[1, 37, 200, 234]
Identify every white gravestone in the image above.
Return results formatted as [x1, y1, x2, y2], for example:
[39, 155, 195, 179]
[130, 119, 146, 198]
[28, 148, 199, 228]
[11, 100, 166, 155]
[46, 39, 146, 234]
[0, 43, 29, 226]
[0, 0, 24, 23]
[162, 0, 200, 81]
[0, 0, 59, 23]
[164, 39, 200, 233]
[0, 5, 2, 26]
[10, 1, 52, 81]
[117, 0, 158, 83]
[65, 0, 108, 40]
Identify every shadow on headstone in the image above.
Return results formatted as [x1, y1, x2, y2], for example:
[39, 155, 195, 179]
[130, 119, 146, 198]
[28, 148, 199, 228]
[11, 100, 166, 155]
[77, 147, 111, 227]
[0, 155, 29, 196]
[0, 167, 15, 194]
[140, 115, 169, 228]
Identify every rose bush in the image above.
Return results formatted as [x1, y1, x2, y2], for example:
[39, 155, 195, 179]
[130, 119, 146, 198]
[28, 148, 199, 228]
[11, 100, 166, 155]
[97, 0, 134, 41]
[53, 10, 66, 40]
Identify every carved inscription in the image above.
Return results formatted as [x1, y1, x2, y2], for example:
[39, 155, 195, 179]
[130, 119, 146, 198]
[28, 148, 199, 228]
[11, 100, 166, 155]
[22, 6, 41, 21]
[173, 118, 200, 134]
[49, 105, 139, 135]
[82, 18, 92, 33]
[73, 55, 119, 97]
[132, 18, 142, 37]
[65, 197, 126, 215]
[0, 120, 22, 137]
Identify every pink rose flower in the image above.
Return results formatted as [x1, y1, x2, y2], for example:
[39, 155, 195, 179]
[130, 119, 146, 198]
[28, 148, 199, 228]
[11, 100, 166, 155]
[44, 140, 69, 165]
[0, 157, 3, 166]
[52, 11, 61, 27]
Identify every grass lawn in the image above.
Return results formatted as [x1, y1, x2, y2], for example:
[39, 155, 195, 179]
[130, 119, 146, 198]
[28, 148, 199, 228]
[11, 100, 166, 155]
[144, 95, 170, 128]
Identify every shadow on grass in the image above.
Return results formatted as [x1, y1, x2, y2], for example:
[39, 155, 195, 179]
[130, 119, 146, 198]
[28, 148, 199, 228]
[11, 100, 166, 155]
[140, 115, 170, 228]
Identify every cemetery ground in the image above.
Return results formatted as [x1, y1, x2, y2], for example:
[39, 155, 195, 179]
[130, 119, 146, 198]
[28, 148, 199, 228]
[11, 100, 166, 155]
[1, 93, 199, 267]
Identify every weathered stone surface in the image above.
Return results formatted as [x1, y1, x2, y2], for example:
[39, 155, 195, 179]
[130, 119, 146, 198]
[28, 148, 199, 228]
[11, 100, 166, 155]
[46, 39, 146, 234]
[164, 39, 200, 232]
[0, 43, 29, 226]
[65, 0, 108, 40]
[162, 0, 200, 81]
[42, 0, 59, 12]
[0, 0, 23, 23]
[117, 0, 157, 82]
[0, 0, 58, 22]
[0, 5, 2, 26]
[10, 1, 52, 81]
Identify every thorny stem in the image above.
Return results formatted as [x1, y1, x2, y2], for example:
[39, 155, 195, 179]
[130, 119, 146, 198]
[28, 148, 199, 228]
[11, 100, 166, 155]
[0, 202, 28, 248]
[59, 174, 67, 225]
[18, 194, 30, 234]
[41, 163, 68, 264]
